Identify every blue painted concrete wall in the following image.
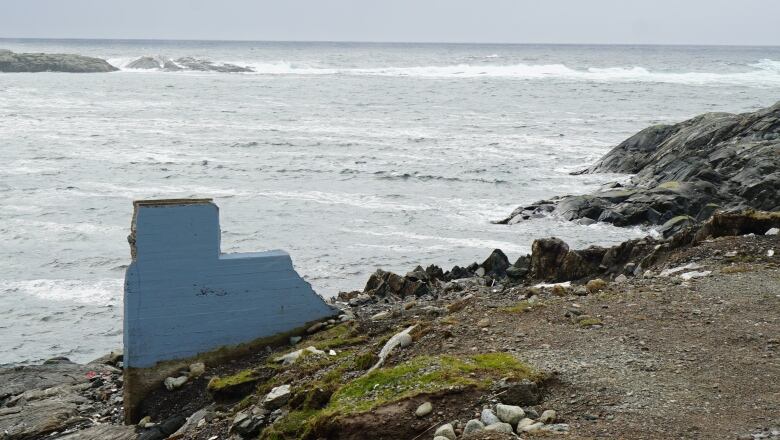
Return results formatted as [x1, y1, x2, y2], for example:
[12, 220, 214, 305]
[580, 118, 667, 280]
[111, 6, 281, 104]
[123, 199, 336, 368]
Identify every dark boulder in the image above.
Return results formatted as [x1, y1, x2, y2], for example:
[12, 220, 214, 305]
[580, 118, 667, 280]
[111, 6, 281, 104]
[481, 249, 510, 277]
[530, 238, 569, 280]
[499, 102, 780, 228]
[364, 269, 429, 298]
[0, 49, 117, 72]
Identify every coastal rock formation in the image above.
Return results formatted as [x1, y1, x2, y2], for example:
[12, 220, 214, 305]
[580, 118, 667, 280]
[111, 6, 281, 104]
[0, 49, 117, 73]
[125, 55, 253, 73]
[499, 102, 780, 229]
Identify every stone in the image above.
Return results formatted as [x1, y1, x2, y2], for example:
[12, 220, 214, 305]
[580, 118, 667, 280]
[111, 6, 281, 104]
[516, 418, 537, 430]
[530, 237, 570, 280]
[229, 406, 267, 437]
[766, 227, 779, 235]
[541, 423, 570, 433]
[0, 49, 118, 72]
[371, 311, 391, 320]
[127, 56, 164, 69]
[263, 384, 291, 410]
[164, 376, 188, 390]
[539, 409, 557, 424]
[415, 401, 432, 417]
[520, 421, 545, 433]
[484, 422, 514, 433]
[475, 266, 486, 277]
[434, 423, 456, 440]
[463, 419, 485, 434]
[307, 322, 326, 334]
[434, 437, 450, 440]
[498, 102, 780, 228]
[59, 425, 137, 439]
[188, 362, 206, 378]
[586, 278, 607, 293]
[614, 274, 628, 283]
[497, 379, 542, 406]
[679, 270, 712, 280]
[274, 346, 325, 365]
[496, 403, 525, 426]
[477, 318, 491, 327]
[481, 408, 500, 425]
[290, 336, 302, 345]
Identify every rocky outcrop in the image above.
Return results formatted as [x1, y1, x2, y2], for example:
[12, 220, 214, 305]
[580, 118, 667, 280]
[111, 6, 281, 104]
[125, 55, 252, 73]
[0, 49, 117, 73]
[499, 102, 780, 229]
[0, 357, 125, 440]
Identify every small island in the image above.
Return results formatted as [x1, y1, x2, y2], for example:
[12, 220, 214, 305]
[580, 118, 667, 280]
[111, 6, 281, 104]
[0, 49, 117, 73]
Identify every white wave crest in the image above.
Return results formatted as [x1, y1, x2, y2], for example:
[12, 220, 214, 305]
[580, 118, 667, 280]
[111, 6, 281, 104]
[110, 55, 780, 86]
[0, 278, 122, 304]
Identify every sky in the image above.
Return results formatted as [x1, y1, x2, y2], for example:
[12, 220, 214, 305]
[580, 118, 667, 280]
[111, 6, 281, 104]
[1, 0, 779, 46]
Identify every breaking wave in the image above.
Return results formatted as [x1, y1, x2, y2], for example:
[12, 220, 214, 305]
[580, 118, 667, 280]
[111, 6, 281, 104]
[110, 56, 780, 86]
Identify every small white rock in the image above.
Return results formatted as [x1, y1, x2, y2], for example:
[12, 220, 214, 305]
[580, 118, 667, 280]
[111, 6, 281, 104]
[434, 423, 456, 440]
[496, 403, 525, 426]
[163, 376, 188, 391]
[328, 349, 337, 356]
[371, 311, 390, 320]
[765, 227, 779, 236]
[188, 362, 206, 378]
[768, 249, 775, 257]
[263, 384, 291, 409]
[539, 409, 557, 424]
[414, 401, 432, 418]
[679, 270, 712, 280]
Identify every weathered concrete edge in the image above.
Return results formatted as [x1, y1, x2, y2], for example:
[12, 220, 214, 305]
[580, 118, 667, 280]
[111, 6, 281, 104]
[123, 315, 336, 423]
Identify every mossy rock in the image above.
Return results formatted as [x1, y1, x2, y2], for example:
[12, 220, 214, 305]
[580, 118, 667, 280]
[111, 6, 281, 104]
[207, 367, 269, 400]
[260, 353, 540, 440]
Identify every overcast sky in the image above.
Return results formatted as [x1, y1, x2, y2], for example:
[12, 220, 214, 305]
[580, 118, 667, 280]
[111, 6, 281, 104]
[1, 0, 778, 45]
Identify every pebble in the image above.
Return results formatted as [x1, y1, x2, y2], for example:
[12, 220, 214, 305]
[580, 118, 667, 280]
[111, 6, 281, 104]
[766, 227, 779, 235]
[496, 403, 525, 426]
[539, 409, 557, 424]
[477, 318, 491, 327]
[163, 376, 188, 390]
[415, 401, 432, 418]
[188, 362, 205, 378]
[516, 418, 536, 430]
[519, 421, 545, 433]
[434, 423, 456, 440]
[481, 408, 500, 425]
[371, 311, 390, 320]
[484, 422, 514, 433]
[586, 278, 607, 293]
[463, 419, 485, 434]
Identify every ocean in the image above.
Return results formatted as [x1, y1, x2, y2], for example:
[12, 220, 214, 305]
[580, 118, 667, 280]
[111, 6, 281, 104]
[1, 39, 780, 365]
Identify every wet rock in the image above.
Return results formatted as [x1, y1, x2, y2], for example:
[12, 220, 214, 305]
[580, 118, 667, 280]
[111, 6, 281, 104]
[415, 401, 432, 417]
[500, 102, 780, 227]
[0, 49, 118, 72]
[496, 403, 525, 426]
[127, 56, 165, 69]
[263, 384, 291, 410]
[463, 419, 485, 434]
[434, 423, 456, 440]
[137, 415, 186, 440]
[173, 57, 253, 73]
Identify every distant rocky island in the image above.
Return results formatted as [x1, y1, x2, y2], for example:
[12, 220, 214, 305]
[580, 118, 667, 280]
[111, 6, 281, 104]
[499, 101, 780, 237]
[0, 49, 117, 73]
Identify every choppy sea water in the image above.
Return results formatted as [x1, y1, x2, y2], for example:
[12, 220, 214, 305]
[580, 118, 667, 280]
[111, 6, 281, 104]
[1, 39, 780, 365]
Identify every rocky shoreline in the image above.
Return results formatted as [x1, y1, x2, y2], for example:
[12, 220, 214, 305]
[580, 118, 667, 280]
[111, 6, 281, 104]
[498, 101, 780, 237]
[2, 104, 779, 439]
[2, 210, 778, 440]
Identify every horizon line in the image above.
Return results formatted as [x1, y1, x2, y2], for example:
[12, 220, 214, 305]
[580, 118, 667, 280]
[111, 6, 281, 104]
[1, 36, 779, 49]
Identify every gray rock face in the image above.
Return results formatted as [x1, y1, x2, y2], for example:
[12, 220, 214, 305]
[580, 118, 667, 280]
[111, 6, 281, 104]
[0, 49, 117, 73]
[499, 102, 780, 227]
[125, 55, 253, 73]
